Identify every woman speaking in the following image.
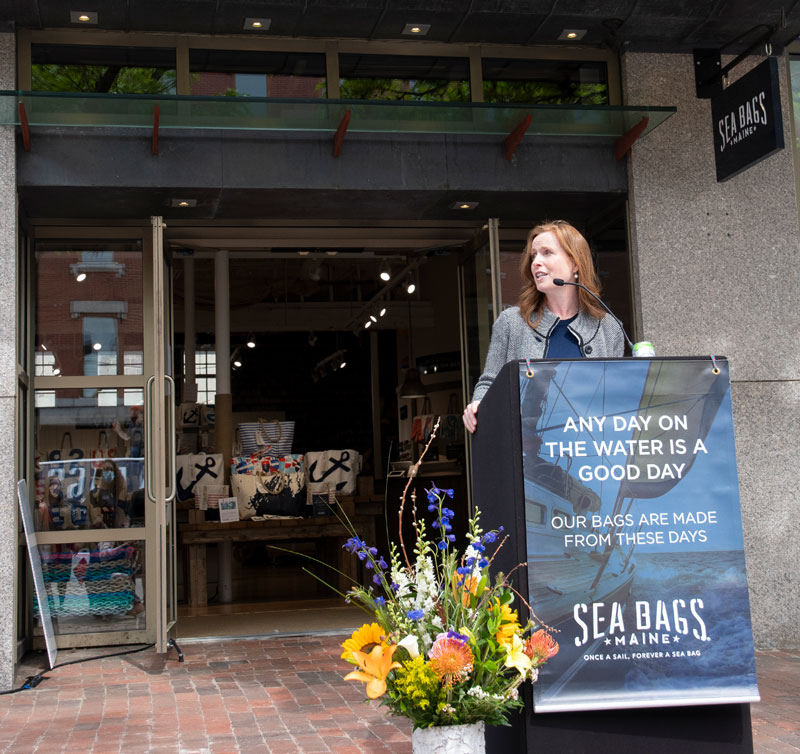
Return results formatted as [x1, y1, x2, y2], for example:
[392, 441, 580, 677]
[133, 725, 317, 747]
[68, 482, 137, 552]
[463, 220, 624, 433]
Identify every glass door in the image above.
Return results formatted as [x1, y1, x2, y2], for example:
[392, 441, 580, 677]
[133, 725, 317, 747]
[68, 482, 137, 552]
[28, 221, 175, 650]
[458, 218, 500, 509]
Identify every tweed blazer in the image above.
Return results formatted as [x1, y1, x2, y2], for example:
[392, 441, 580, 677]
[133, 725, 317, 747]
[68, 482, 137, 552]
[471, 305, 625, 402]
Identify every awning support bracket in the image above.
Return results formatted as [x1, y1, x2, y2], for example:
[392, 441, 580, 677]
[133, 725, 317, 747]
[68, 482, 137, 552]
[504, 114, 531, 160]
[615, 117, 649, 161]
[18, 102, 30, 152]
[333, 110, 351, 158]
[153, 105, 160, 155]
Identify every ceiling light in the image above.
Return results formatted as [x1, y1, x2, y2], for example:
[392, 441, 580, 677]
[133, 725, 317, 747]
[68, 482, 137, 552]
[93, 342, 102, 351]
[170, 198, 196, 208]
[365, 320, 372, 329]
[244, 17, 271, 31]
[246, 339, 256, 349]
[398, 368, 427, 399]
[450, 201, 479, 210]
[379, 263, 391, 282]
[41, 344, 47, 350]
[406, 276, 416, 295]
[369, 314, 378, 323]
[297, 250, 310, 256]
[76, 272, 87, 282]
[379, 307, 387, 317]
[340, 361, 347, 369]
[70, 11, 97, 24]
[403, 23, 430, 36]
[233, 359, 242, 368]
[53, 368, 61, 376]
[326, 250, 338, 256]
[558, 28, 587, 40]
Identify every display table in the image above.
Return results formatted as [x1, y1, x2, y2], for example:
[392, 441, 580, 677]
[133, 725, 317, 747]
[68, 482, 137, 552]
[178, 514, 377, 607]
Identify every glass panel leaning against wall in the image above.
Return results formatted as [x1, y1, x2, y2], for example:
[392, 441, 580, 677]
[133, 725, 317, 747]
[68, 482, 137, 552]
[31, 44, 177, 94]
[35, 389, 146, 532]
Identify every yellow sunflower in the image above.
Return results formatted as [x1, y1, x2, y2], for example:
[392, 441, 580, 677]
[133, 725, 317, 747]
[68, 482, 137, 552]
[341, 622, 387, 662]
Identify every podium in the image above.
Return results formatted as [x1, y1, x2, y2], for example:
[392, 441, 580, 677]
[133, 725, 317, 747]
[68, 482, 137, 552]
[472, 358, 756, 754]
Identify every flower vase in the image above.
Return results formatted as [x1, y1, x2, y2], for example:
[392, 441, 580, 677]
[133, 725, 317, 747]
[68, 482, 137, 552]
[411, 722, 486, 754]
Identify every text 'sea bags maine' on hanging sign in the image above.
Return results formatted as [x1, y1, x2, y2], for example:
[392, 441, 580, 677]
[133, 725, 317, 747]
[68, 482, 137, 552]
[711, 57, 784, 182]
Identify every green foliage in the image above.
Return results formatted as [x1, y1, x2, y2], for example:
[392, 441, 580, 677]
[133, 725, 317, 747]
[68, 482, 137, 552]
[483, 79, 608, 105]
[339, 77, 470, 102]
[32, 64, 178, 94]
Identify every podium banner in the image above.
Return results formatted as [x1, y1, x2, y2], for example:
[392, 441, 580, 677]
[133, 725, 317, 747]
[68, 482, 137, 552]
[521, 358, 759, 712]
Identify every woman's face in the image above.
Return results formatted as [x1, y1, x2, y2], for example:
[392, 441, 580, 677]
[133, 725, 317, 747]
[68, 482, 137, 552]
[529, 231, 578, 296]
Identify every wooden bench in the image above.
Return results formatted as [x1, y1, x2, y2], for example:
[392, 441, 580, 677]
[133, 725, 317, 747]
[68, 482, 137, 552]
[178, 515, 377, 608]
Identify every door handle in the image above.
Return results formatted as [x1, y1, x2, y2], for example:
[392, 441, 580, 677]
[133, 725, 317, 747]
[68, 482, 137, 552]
[164, 375, 176, 502]
[145, 375, 156, 502]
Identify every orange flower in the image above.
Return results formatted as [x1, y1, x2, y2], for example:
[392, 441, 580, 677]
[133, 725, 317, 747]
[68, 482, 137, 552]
[452, 571, 482, 607]
[428, 636, 474, 687]
[343, 644, 401, 699]
[524, 629, 559, 667]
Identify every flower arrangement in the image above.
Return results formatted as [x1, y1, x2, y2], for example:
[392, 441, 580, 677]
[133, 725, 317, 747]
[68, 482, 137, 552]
[338, 424, 558, 729]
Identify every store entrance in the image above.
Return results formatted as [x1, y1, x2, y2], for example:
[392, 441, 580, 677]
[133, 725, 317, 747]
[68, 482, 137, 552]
[166, 225, 477, 638]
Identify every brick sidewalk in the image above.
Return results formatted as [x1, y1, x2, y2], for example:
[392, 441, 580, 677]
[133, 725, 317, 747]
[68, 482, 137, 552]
[1, 636, 797, 753]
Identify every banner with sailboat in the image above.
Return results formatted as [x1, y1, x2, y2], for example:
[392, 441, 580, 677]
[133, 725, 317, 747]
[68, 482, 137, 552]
[521, 357, 759, 712]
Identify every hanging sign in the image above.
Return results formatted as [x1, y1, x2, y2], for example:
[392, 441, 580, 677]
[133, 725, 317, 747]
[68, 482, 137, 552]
[520, 358, 759, 712]
[711, 57, 784, 182]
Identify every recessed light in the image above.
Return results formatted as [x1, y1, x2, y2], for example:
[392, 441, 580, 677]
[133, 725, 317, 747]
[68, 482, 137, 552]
[244, 17, 271, 31]
[450, 201, 479, 210]
[403, 23, 430, 36]
[558, 28, 587, 40]
[297, 250, 310, 256]
[170, 198, 197, 208]
[326, 250, 338, 256]
[71, 11, 97, 24]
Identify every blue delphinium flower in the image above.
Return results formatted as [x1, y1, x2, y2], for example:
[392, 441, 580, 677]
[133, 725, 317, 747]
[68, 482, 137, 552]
[375, 596, 385, 606]
[407, 609, 425, 621]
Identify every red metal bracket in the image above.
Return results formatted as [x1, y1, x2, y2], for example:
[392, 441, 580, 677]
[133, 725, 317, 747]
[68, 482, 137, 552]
[152, 105, 160, 155]
[615, 116, 649, 161]
[504, 114, 531, 160]
[18, 102, 30, 152]
[333, 110, 351, 158]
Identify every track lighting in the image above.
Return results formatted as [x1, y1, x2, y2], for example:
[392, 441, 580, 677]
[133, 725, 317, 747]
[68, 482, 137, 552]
[379, 263, 391, 282]
[406, 275, 416, 295]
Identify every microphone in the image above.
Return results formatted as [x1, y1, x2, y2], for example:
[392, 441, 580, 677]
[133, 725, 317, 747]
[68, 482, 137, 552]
[552, 278, 634, 353]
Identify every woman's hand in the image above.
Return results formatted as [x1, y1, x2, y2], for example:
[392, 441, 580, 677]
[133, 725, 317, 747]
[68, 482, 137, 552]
[462, 401, 480, 434]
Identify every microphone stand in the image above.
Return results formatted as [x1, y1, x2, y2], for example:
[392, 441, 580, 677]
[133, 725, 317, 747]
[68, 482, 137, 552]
[552, 278, 634, 353]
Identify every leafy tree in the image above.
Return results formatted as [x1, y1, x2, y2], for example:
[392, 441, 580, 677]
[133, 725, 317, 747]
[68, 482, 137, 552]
[32, 64, 178, 94]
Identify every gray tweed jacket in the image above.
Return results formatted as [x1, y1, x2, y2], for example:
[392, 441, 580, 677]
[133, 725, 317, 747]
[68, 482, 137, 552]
[471, 305, 625, 402]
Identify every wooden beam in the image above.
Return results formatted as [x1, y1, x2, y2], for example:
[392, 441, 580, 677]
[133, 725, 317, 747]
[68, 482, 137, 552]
[18, 102, 30, 152]
[504, 114, 531, 160]
[615, 116, 649, 161]
[333, 110, 351, 158]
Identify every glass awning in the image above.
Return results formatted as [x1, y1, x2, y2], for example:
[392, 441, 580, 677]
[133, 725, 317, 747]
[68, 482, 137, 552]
[0, 91, 675, 142]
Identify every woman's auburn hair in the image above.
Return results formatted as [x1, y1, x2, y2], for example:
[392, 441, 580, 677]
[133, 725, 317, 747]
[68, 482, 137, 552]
[518, 219, 605, 328]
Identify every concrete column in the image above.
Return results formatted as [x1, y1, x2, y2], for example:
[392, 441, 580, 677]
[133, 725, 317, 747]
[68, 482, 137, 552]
[183, 257, 196, 402]
[214, 250, 233, 603]
[622, 51, 800, 648]
[0, 32, 16, 690]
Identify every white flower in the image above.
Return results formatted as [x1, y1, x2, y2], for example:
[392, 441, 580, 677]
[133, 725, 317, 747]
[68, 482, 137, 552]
[431, 615, 443, 629]
[397, 635, 419, 659]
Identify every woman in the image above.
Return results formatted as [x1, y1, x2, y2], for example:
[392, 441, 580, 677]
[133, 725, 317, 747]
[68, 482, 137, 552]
[463, 220, 624, 433]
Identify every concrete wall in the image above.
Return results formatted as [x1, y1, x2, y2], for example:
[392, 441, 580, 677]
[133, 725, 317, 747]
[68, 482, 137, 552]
[623, 51, 800, 649]
[0, 31, 17, 689]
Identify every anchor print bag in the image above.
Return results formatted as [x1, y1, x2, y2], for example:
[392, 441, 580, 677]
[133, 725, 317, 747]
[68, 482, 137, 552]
[175, 453, 224, 502]
[305, 449, 361, 502]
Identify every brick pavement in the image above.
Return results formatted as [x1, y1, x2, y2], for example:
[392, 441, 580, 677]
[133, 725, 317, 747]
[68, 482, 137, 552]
[0, 636, 797, 754]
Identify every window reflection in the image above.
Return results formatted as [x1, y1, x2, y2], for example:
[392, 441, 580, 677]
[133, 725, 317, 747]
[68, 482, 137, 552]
[35, 241, 143, 378]
[35, 390, 145, 532]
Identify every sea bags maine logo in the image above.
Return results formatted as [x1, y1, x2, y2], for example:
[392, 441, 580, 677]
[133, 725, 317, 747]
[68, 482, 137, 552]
[711, 57, 784, 182]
